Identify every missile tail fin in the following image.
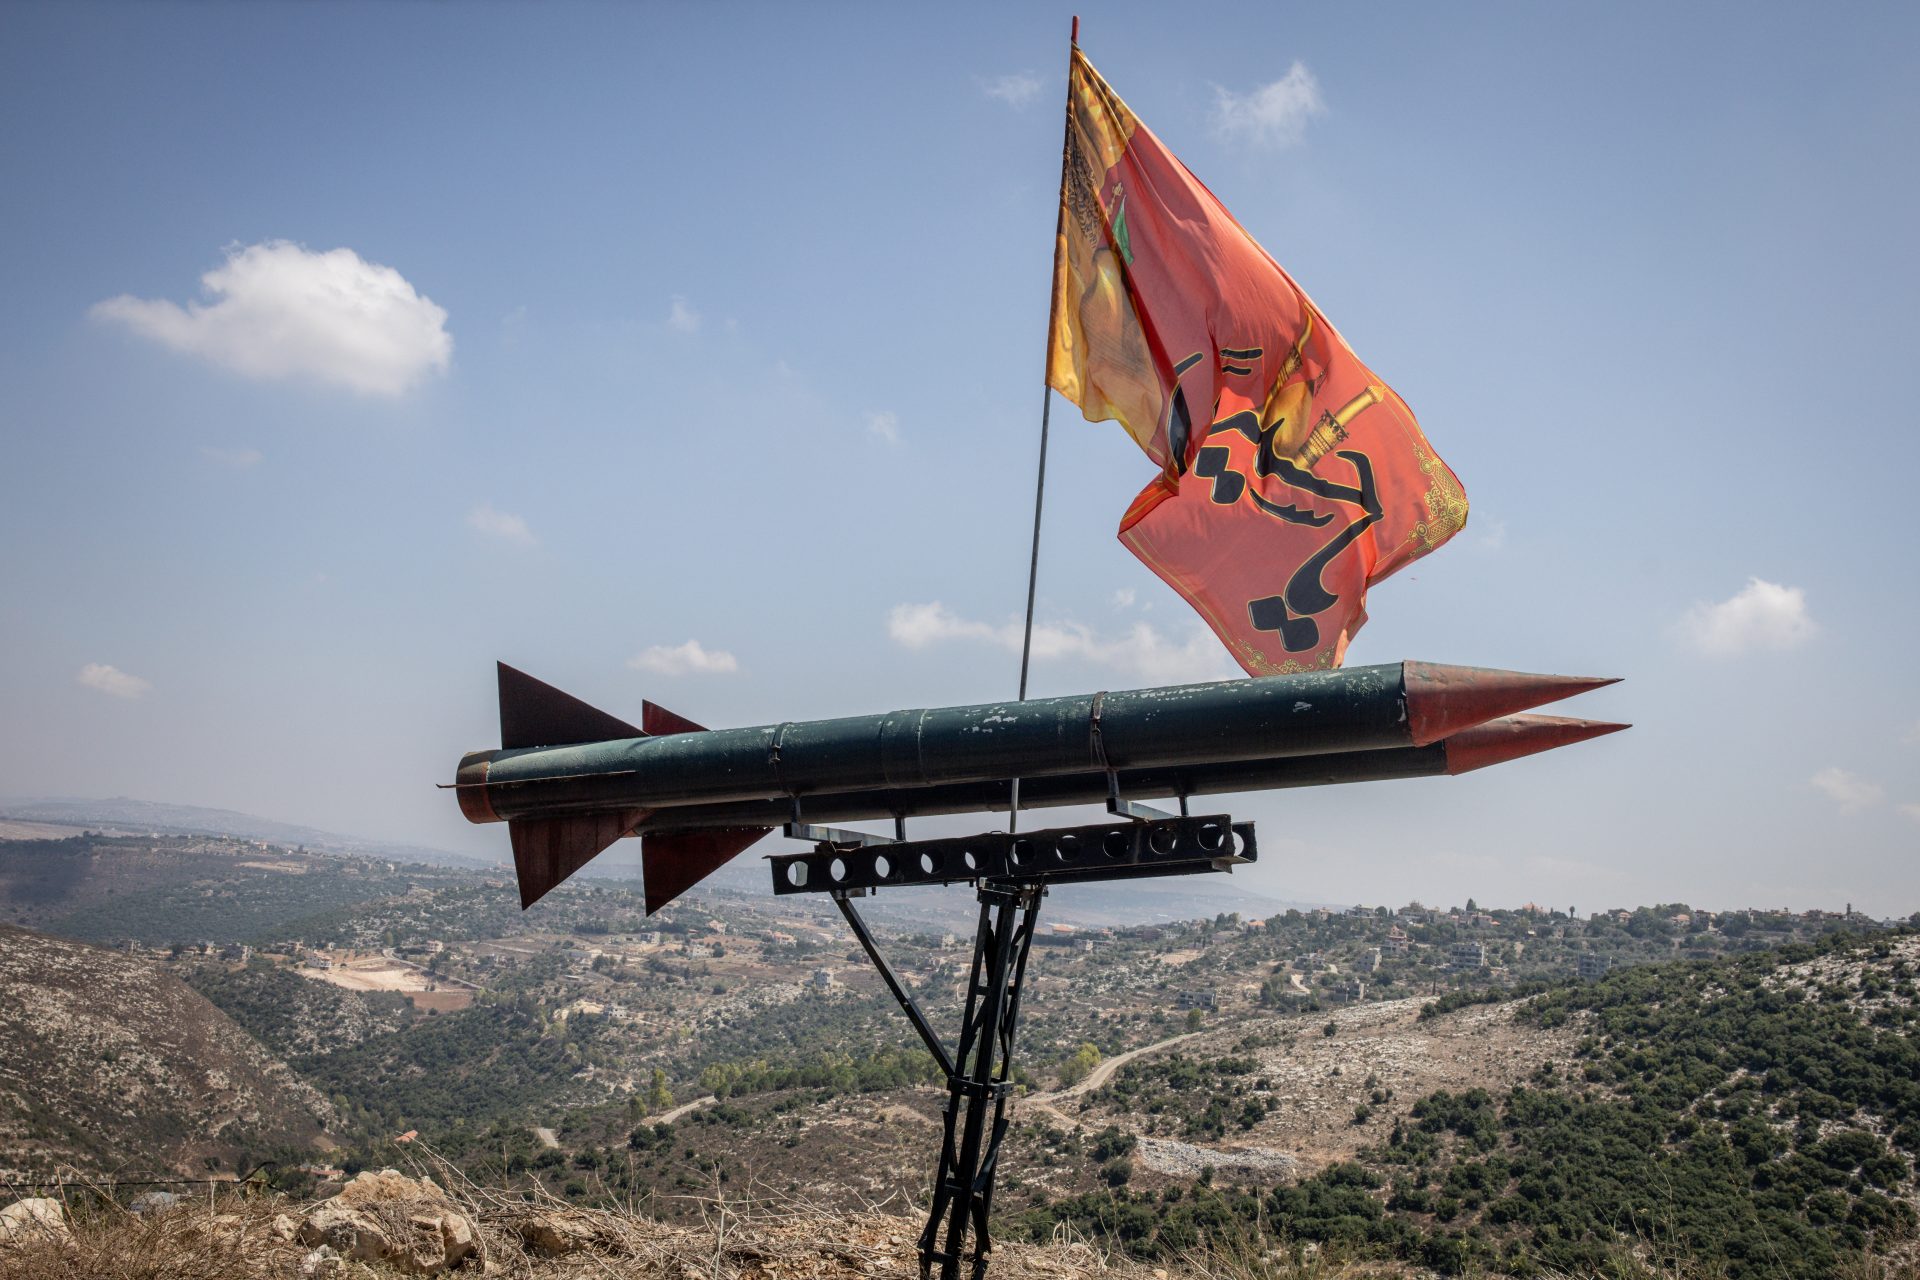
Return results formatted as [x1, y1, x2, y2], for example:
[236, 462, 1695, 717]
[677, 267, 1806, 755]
[498, 662, 644, 749]
[642, 700, 707, 736]
[1441, 714, 1629, 775]
[1404, 663, 1621, 746]
[510, 809, 648, 909]
[642, 827, 771, 914]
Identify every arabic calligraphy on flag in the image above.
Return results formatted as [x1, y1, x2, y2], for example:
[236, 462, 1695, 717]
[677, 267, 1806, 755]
[1046, 47, 1467, 674]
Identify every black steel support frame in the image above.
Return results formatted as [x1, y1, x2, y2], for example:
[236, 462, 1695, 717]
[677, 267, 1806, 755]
[836, 883, 1043, 1280]
[800, 813, 1253, 1280]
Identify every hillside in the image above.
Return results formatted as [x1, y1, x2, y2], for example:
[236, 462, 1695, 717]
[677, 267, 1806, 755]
[3, 826, 1914, 1278]
[0, 925, 336, 1180]
[183, 961, 416, 1062]
[1022, 931, 1920, 1278]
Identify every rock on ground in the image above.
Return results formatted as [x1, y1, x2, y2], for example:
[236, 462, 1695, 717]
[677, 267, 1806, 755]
[296, 1169, 477, 1274]
[0, 1197, 72, 1247]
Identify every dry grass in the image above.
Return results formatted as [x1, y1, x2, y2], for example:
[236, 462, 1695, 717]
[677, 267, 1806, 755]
[8, 1151, 1906, 1280]
[0, 1144, 1179, 1280]
[0, 1160, 1403, 1280]
[0, 1190, 300, 1280]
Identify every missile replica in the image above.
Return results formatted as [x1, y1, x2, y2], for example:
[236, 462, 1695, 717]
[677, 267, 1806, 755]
[452, 661, 1625, 913]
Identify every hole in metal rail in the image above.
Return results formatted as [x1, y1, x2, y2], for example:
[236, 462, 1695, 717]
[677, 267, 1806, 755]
[1054, 834, 1079, 862]
[962, 850, 977, 872]
[786, 861, 808, 888]
[829, 857, 847, 883]
[1149, 827, 1179, 855]
[919, 852, 938, 875]
[1197, 823, 1225, 851]
[1010, 839, 1033, 867]
[1102, 830, 1130, 858]
[873, 854, 892, 879]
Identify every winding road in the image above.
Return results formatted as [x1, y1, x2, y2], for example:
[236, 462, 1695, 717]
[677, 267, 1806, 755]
[1020, 1027, 1207, 1130]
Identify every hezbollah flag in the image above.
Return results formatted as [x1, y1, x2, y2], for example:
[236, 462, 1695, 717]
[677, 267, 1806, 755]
[1048, 47, 1467, 674]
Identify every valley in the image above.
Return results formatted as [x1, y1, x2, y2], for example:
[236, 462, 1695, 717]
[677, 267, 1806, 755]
[0, 829, 1915, 1277]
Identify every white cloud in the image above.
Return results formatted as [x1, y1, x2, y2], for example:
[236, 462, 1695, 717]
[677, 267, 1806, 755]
[199, 446, 262, 469]
[628, 640, 739, 677]
[91, 241, 451, 396]
[866, 410, 900, 446]
[1112, 587, 1137, 609]
[76, 663, 150, 699]
[980, 72, 1042, 108]
[669, 296, 701, 333]
[1477, 518, 1509, 551]
[1899, 803, 1920, 825]
[1810, 766, 1884, 814]
[1677, 578, 1816, 656]
[1211, 62, 1326, 150]
[887, 601, 1234, 684]
[467, 504, 535, 546]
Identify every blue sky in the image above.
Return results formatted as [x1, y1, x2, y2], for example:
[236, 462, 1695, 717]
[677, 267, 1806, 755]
[3, 2, 1916, 915]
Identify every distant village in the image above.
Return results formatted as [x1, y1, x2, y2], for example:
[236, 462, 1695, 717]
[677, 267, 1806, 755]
[13, 827, 1904, 1064]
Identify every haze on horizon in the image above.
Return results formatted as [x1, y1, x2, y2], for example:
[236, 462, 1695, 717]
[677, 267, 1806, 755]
[2, 2, 1916, 917]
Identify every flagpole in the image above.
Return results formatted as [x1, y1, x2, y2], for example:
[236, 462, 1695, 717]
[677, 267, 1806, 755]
[1009, 17, 1078, 835]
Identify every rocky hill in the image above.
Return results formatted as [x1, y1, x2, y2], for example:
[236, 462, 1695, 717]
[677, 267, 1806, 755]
[182, 961, 415, 1063]
[0, 925, 335, 1180]
[1021, 931, 1920, 1278]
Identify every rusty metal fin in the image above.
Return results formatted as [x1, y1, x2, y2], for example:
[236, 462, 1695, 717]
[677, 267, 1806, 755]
[510, 810, 647, 909]
[642, 827, 770, 914]
[641, 700, 707, 736]
[498, 662, 643, 749]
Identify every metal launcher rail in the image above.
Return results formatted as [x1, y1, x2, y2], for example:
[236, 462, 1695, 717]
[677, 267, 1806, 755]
[770, 810, 1256, 1280]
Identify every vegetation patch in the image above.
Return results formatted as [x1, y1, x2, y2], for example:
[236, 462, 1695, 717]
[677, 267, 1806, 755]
[1022, 930, 1920, 1279]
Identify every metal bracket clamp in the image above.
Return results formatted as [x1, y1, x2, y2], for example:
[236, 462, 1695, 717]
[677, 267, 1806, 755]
[785, 822, 897, 848]
[1089, 691, 1187, 822]
[1105, 773, 1182, 822]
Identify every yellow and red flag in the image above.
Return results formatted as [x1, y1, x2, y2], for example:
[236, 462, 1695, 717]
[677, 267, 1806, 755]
[1048, 47, 1468, 674]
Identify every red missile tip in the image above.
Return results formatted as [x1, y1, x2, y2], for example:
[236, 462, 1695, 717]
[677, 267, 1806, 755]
[1442, 715, 1630, 776]
[1404, 662, 1621, 747]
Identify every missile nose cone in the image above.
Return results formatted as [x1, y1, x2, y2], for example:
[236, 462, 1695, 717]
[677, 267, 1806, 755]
[1404, 662, 1621, 746]
[1441, 714, 1630, 775]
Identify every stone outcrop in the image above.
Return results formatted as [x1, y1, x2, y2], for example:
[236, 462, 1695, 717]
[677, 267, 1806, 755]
[0, 1197, 72, 1248]
[517, 1209, 602, 1256]
[295, 1170, 476, 1274]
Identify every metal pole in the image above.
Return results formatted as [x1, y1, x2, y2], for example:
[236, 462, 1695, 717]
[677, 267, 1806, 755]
[833, 890, 955, 1077]
[1011, 19, 1080, 835]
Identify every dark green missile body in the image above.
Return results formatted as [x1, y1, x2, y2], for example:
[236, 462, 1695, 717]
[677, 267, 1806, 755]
[621, 713, 1624, 834]
[452, 661, 1622, 912]
[457, 660, 1607, 821]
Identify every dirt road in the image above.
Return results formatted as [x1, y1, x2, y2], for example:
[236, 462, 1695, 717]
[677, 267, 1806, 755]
[654, 1094, 718, 1125]
[1021, 1027, 1209, 1130]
